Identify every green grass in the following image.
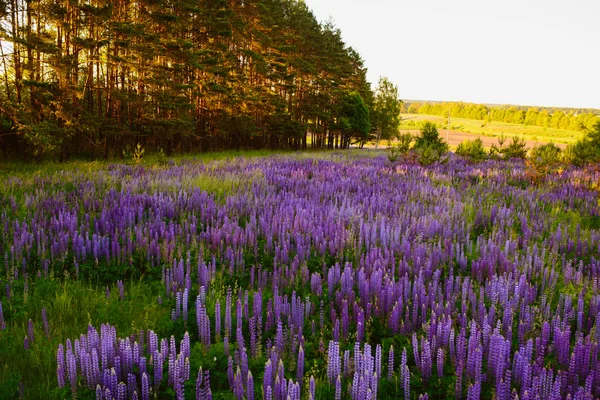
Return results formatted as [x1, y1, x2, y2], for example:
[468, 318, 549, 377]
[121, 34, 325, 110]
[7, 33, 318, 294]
[0, 278, 171, 399]
[400, 113, 584, 144]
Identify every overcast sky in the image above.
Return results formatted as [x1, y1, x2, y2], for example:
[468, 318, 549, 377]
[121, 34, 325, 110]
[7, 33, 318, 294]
[303, 0, 600, 109]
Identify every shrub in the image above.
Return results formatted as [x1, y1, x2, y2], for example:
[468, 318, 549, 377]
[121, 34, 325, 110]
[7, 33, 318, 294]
[489, 135, 527, 160]
[564, 121, 600, 167]
[527, 143, 563, 180]
[413, 122, 448, 165]
[564, 139, 599, 167]
[455, 138, 487, 162]
[415, 143, 449, 166]
[387, 133, 413, 163]
[396, 133, 413, 154]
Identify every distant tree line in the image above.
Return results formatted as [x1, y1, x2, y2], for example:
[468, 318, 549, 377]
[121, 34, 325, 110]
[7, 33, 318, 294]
[0, 0, 376, 160]
[406, 101, 599, 132]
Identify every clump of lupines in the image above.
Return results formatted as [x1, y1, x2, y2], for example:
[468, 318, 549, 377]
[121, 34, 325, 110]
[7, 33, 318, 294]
[0, 154, 598, 398]
[56, 323, 197, 399]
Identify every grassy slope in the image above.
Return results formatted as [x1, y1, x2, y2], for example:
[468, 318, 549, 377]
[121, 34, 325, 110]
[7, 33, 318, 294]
[400, 113, 584, 144]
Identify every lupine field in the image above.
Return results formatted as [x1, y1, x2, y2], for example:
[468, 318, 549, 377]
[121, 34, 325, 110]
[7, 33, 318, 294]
[1, 151, 600, 399]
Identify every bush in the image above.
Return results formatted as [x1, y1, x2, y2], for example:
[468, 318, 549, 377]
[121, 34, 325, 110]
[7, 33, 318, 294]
[527, 143, 563, 179]
[396, 133, 413, 154]
[564, 121, 600, 167]
[455, 138, 487, 162]
[415, 122, 448, 151]
[413, 122, 448, 165]
[564, 139, 600, 167]
[490, 135, 527, 160]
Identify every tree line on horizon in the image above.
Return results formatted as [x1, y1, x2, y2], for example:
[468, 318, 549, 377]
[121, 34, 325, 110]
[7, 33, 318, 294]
[405, 101, 599, 133]
[0, 0, 395, 161]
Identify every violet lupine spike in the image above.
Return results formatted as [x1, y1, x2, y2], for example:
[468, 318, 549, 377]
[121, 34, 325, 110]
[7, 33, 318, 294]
[403, 365, 410, 400]
[27, 319, 34, 343]
[297, 346, 304, 384]
[203, 370, 212, 400]
[196, 367, 203, 400]
[247, 371, 254, 400]
[41, 308, 50, 339]
[0, 301, 5, 330]
[141, 372, 149, 400]
[57, 344, 66, 387]
[117, 382, 127, 400]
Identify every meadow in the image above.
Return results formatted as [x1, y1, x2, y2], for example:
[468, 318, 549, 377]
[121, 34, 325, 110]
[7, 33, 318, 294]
[0, 150, 599, 399]
[400, 114, 585, 145]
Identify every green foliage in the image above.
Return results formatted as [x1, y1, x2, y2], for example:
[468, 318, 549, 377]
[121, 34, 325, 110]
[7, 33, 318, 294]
[1, 0, 374, 159]
[386, 133, 413, 163]
[455, 138, 487, 162]
[414, 122, 448, 152]
[396, 133, 413, 155]
[564, 121, 600, 167]
[415, 143, 448, 166]
[406, 100, 599, 132]
[490, 135, 527, 160]
[373, 77, 402, 144]
[527, 143, 563, 180]
[411, 122, 449, 166]
[133, 143, 145, 164]
[339, 92, 372, 147]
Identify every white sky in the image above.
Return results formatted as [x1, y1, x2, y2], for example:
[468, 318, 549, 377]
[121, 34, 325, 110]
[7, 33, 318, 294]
[304, 0, 600, 109]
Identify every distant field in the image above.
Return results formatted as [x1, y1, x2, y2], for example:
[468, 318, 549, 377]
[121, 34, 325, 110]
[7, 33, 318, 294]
[400, 113, 584, 144]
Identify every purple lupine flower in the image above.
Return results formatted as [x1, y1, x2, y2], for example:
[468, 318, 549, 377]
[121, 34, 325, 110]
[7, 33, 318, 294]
[41, 308, 50, 339]
[247, 371, 254, 400]
[196, 367, 203, 400]
[437, 348, 445, 377]
[227, 356, 234, 388]
[154, 350, 163, 389]
[67, 347, 77, 393]
[57, 344, 66, 387]
[182, 288, 189, 321]
[203, 370, 212, 400]
[376, 344, 382, 379]
[127, 373, 137, 398]
[263, 359, 273, 396]
[141, 372, 149, 400]
[27, 319, 34, 343]
[0, 301, 5, 330]
[327, 341, 341, 384]
[297, 346, 304, 384]
[117, 382, 127, 400]
[335, 374, 341, 400]
[24, 336, 29, 350]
